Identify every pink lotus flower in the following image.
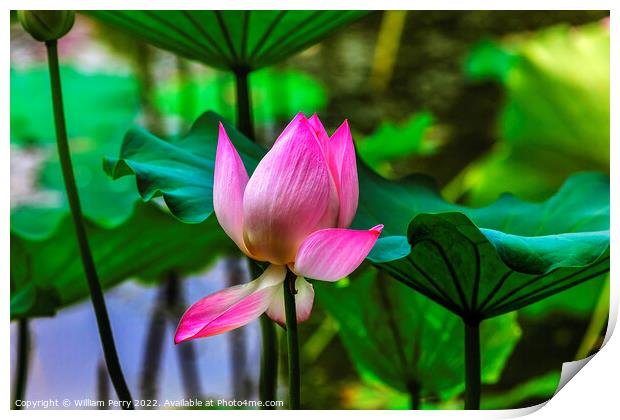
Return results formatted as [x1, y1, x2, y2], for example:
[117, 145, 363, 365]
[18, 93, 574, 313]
[175, 114, 383, 343]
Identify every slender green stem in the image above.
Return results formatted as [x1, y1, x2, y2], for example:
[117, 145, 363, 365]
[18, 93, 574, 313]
[135, 42, 164, 136]
[407, 380, 421, 410]
[283, 269, 300, 409]
[464, 319, 481, 410]
[234, 67, 255, 140]
[248, 263, 279, 408]
[45, 40, 133, 409]
[259, 314, 278, 407]
[12, 319, 30, 410]
[176, 56, 196, 127]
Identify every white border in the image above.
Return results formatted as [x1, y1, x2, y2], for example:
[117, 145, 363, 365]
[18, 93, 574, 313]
[0, 1, 616, 11]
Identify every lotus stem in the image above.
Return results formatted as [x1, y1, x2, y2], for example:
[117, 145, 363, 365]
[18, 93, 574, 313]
[283, 268, 301, 409]
[12, 319, 30, 410]
[407, 380, 421, 410]
[45, 40, 133, 409]
[234, 67, 255, 140]
[248, 264, 278, 407]
[464, 318, 481, 410]
[259, 314, 278, 408]
[135, 42, 164, 135]
[176, 56, 196, 127]
[369, 11, 408, 94]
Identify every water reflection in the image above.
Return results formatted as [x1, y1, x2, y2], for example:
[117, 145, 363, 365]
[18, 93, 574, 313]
[10, 260, 262, 409]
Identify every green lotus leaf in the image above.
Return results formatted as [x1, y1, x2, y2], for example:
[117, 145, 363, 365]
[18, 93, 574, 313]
[104, 111, 264, 223]
[316, 268, 521, 400]
[86, 11, 367, 71]
[361, 171, 609, 318]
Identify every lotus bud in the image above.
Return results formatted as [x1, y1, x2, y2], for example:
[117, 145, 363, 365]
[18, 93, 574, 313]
[17, 10, 75, 42]
[175, 114, 383, 342]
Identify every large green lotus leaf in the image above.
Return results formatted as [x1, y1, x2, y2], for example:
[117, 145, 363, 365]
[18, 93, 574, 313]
[11, 202, 233, 319]
[155, 67, 327, 127]
[104, 111, 264, 223]
[315, 268, 521, 399]
[461, 21, 609, 205]
[357, 169, 609, 319]
[10, 66, 140, 146]
[368, 213, 608, 319]
[86, 11, 367, 71]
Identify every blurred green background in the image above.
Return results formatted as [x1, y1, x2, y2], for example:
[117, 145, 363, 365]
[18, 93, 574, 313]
[10, 10, 609, 409]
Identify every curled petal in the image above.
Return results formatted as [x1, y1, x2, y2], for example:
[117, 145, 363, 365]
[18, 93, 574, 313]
[243, 117, 339, 264]
[294, 225, 384, 281]
[174, 265, 285, 343]
[266, 277, 315, 325]
[213, 123, 251, 255]
[330, 120, 359, 228]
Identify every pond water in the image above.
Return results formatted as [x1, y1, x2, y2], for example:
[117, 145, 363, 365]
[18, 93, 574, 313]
[10, 260, 263, 409]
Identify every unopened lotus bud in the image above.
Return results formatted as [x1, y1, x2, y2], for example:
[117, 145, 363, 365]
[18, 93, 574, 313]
[17, 10, 75, 42]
